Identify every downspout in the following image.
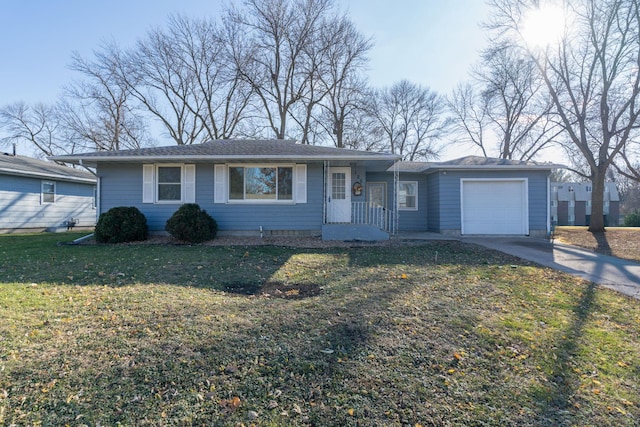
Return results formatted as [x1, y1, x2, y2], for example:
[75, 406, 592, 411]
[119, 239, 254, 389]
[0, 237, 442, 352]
[393, 161, 399, 235]
[323, 160, 328, 225]
[547, 173, 551, 239]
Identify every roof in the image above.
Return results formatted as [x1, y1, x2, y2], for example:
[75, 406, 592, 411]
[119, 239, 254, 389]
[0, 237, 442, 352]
[49, 139, 400, 167]
[551, 182, 620, 202]
[0, 153, 96, 183]
[392, 156, 561, 173]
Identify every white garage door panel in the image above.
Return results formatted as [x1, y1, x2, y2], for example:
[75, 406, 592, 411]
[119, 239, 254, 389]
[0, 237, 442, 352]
[462, 180, 528, 235]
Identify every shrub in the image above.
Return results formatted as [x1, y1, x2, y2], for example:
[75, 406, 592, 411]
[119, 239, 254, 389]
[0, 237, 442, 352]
[624, 210, 640, 227]
[95, 206, 149, 243]
[165, 203, 217, 243]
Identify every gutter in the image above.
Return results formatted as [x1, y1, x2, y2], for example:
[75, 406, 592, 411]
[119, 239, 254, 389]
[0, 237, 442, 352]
[49, 154, 401, 164]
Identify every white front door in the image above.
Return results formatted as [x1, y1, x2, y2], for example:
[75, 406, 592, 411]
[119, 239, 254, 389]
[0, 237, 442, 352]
[327, 167, 351, 223]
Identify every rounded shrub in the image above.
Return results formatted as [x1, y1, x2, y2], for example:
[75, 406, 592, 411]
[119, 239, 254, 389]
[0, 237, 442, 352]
[94, 206, 149, 243]
[165, 203, 217, 243]
[624, 210, 640, 227]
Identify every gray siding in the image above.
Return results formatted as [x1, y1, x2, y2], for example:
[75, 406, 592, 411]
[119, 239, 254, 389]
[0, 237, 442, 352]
[98, 162, 325, 233]
[366, 172, 428, 231]
[0, 174, 96, 230]
[434, 170, 549, 235]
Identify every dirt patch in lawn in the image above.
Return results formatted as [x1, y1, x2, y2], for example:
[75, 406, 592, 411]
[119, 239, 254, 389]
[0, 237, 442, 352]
[553, 226, 640, 262]
[222, 280, 323, 299]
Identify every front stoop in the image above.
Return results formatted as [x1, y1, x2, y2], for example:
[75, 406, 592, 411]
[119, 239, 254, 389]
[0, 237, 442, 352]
[321, 224, 389, 241]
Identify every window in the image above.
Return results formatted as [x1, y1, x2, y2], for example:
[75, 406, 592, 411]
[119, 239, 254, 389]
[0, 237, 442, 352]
[157, 166, 182, 201]
[586, 200, 591, 208]
[142, 164, 195, 204]
[229, 166, 293, 201]
[398, 181, 417, 210]
[93, 186, 97, 209]
[586, 186, 592, 192]
[41, 181, 55, 204]
[551, 200, 558, 207]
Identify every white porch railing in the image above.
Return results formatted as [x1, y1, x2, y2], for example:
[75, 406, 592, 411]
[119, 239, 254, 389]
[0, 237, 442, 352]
[350, 201, 396, 234]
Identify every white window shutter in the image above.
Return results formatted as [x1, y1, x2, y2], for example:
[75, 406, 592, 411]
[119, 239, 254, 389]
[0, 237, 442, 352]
[294, 164, 307, 204]
[184, 164, 196, 203]
[214, 164, 227, 203]
[142, 164, 154, 203]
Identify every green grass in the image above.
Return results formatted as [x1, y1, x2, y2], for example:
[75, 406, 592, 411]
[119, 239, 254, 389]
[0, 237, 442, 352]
[1, 232, 639, 426]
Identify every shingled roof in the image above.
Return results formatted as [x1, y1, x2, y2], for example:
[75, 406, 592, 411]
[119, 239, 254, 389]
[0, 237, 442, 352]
[50, 139, 400, 166]
[392, 156, 561, 173]
[0, 153, 96, 183]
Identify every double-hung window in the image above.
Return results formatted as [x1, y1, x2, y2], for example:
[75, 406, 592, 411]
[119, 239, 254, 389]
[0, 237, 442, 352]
[157, 166, 182, 202]
[229, 166, 293, 201]
[42, 181, 55, 204]
[398, 181, 418, 210]
[142, 164, 196, 204]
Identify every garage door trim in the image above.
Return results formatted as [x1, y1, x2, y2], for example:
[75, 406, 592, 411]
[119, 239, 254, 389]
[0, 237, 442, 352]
[460, 178, 529, 235]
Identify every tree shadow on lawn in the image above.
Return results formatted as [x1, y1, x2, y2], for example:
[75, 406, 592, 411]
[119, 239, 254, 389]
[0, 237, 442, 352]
[530, 282, 598, 426]
[1, 267, 428, 426]
[2, 240, 542, 425]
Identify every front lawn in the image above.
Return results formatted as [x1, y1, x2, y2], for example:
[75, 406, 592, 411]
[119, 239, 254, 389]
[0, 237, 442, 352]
[553, 226, 640, 262]
[1, 233, 639, 426]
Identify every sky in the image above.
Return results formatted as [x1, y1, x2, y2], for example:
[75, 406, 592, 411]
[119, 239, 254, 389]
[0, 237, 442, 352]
[0, 0, 492, 157]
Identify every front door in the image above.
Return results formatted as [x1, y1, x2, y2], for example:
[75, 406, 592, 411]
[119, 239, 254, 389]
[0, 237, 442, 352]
[327, 167, 351, 223]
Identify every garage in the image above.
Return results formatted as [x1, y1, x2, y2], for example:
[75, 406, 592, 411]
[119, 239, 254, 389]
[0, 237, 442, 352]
[461, 179, 529, 235]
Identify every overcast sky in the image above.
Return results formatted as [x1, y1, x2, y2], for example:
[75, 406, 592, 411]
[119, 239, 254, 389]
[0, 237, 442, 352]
[0, 0, 491, 157]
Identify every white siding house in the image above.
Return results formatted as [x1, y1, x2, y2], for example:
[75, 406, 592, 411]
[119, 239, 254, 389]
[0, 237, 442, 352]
[0, 153, 97, 232]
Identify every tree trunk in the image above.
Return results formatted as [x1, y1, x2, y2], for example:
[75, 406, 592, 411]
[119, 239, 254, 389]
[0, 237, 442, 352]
[589, 166, 607, 232]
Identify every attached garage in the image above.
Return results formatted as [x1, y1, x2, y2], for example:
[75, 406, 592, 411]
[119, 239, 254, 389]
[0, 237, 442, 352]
[460, 179, 529, 235]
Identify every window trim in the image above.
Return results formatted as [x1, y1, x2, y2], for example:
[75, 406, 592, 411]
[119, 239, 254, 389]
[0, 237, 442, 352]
[226, 163, 296, 204]
[41, 180, 56, 204]
[142, 163, 195, 204]
[156, 164, 184, 203]
[398, 181, 418, 211]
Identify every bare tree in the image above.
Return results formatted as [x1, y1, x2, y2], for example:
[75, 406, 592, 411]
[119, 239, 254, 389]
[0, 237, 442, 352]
[449, 47, 561, 160]
[64, 48, 150, 152]
[489, 0, 640, 232]
[225, 0, 334, 140]
[0, 102, 70, 158]
[315, 16, 372, 147]
[371, 80, 449, 161]
[448, 83, 490, 157]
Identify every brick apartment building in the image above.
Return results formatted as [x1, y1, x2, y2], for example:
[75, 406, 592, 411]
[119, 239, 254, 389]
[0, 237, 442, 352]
[550, 182, 620, 226]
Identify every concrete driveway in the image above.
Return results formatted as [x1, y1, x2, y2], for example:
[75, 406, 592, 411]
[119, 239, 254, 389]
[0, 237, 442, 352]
[463, 237, 640, 300]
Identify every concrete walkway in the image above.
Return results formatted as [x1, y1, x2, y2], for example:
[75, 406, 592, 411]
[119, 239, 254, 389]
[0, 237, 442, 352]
[462, 237, 640, 300]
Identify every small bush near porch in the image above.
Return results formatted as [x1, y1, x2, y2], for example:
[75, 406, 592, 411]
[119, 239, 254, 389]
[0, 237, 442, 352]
[1, 233, 639, 426]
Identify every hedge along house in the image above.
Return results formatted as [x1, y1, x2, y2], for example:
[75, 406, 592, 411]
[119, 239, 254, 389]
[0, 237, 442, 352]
[50, 140, 557, 240]
[51, 140, 400, 241]
[0, 152, 97, 233]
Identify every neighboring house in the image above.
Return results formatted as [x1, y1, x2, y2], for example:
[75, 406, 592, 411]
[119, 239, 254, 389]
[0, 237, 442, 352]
[51, 140, 557, 240]
[0, 153, 97, 232]
[550, 182, 620, 226]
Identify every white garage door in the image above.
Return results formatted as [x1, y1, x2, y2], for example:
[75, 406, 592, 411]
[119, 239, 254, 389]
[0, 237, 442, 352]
[461, 179, 528, 235]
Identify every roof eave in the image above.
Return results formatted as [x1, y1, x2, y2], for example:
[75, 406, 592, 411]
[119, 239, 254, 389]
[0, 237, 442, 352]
[50, 154, 401, 164]
[0, 167, 97, 183]
[426, 164, 560, 172]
